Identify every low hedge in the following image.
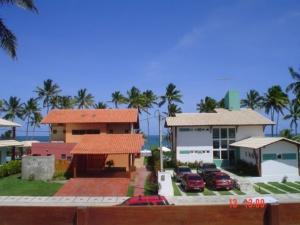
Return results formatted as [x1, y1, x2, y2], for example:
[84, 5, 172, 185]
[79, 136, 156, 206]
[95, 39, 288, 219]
[0, 160, 22, 178]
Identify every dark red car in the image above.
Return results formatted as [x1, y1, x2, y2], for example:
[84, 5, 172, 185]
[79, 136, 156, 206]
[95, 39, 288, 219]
[205, 172, 233, 190]
[181, 173, 205, 192]
[119, 195, 169, 206]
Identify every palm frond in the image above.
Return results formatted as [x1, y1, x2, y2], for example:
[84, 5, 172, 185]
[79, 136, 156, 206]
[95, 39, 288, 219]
[0, 0, 38, 12]
[0, 19, 17, 58]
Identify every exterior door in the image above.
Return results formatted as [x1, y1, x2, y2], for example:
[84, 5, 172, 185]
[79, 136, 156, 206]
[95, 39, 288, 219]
[86, 155, 106, 172]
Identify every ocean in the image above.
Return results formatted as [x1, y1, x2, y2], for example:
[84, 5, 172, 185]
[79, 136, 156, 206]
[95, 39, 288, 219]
[16, 135, 169, 150]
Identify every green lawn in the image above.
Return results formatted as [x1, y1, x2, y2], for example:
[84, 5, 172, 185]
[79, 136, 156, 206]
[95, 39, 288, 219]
[0, 174, 63, 196]
[219, 190, 233, 195]
[144, 175, 158, 196]
[172, 181, 182, 196]
[254, 186, 270, 194]
[232, 188, 246, 195]
[285, 182, 300, 190]
[268, 182, 300, 193]
[203, 188, 216, 196]
[185, 191, 200, 196]
[255, 183, 285, 194]
[127, 185, 134, 197]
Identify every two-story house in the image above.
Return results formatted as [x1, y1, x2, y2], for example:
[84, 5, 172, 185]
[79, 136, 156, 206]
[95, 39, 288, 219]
[31, 109, 144, 177]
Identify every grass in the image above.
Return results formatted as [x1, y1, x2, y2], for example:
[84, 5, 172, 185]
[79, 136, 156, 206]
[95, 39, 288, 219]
[268, 182, 300, 193]
[203, 188, 216, 196]
[255, 183, 285, 194]
[232, 188, 246, 195]
[0, 174, 63, 196]
[185, 191, 200, 196]
[285, 182, 300, 190]
[172, 181, 182, 196]
[127, 185, 134, 197]
[254, 186, 270, 194]
[219, 190, 233, 195]
[144, 174, 158, 196]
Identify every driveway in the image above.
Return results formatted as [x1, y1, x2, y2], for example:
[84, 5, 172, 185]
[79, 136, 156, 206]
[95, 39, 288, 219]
[55, 178, 130, 196]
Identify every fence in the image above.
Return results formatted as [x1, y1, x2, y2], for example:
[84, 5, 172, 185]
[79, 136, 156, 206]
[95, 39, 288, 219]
[0, 202, 300, 225]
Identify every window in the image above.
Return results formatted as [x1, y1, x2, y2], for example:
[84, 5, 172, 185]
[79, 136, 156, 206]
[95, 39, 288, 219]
[213, 140, 220, 149]
[221, 128, 227, 139]
[72, 129, 100, 135]
[63, 129, 66, 134]
[67, 156, 72, 161]
[125, 129, 129, 134]
[277, 154, 282, 159]
[221, 140, 227, 149]
[179, 128, 193, 132]
[52, 129, 57, 134]
[213, 151, 220, 159]
[109, 129, 114, 134]
[213, 129, 219, 139]
[61, 154, 66, 160]
[221, 151, 228, 159]
[229, 128, 236, 139]
[212, 128, 236, 160]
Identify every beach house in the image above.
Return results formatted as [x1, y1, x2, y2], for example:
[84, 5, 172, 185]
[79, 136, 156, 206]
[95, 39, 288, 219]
[166, 90, 300, 177]
[31, 109, 144, 177]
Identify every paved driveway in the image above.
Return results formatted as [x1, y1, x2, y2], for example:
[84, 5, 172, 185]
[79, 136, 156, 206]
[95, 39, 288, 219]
[55, 178, 130, 196]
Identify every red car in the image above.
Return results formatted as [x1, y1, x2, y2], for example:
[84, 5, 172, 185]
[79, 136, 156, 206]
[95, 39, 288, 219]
[206, 172, 233, 190]
[119, 195, 169, 206]
[181, 173, 205, 192]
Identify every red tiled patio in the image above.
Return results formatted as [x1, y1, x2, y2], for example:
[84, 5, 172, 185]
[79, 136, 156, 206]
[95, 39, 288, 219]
[55, 178, 130, 196]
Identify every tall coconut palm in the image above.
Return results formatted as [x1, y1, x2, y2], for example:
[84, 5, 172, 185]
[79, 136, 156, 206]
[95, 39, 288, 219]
[286, 67, 300, 98]
[74, 88, 94, 109]
[196, 97, 217, 113]
[57, 96, 75, 109]
[126, 86, 145, 113]
[142, 90, 157, 137]
[35, 79, 61, 113]
[93, 102, 107, 109]
[284, 100, 300, 135]
[167, 103, 182, 117]
[159, 83, 183, 116]
[0, 99, 3, 115]
[30, 112, 42, 139]
[0, 0, 38, 58]
[263, 85, 289, 136]
[280, 129, 293, 139]
[241, 89, 263, 109]
[23, 98, 40, 139]
[110, 91, 127, 108]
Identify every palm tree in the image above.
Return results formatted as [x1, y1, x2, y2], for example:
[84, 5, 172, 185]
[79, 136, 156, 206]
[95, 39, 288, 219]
[218, 98, 225, 108]
[126, 86, 145, 113]
[286, 67, 300, 98]
[167, 103, 182, 117]
[142, 90, 158, 137]
[0, 99, 3, 116]
[30, 112, 43, 139]
[284, 100, 300, 135]
[94, 102, 107, 109]
[280, 129, 293, 139]
[196, 97, 217, 113]
[159, 83, 183, 116]
[0, 0, 38, 58]
[23, 98, 40, 139]
[263, 85, 289, 136]
[241, 89, 263, 109]
[58, 96, 74, 109]
[111, 91, 127, 108]
[35, 79, 61, 113]
[74, 88, 94, 109]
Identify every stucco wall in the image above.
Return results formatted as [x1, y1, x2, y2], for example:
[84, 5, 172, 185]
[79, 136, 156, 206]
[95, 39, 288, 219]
[107, 123, 131, 134]
[22, 155, 55, 181]
[261, 141, 298, 177]
[240, 147, 257, 165]
[106, 154, 129, 171]
[236, 126, 264, 141]
[51, 124, 66, 142]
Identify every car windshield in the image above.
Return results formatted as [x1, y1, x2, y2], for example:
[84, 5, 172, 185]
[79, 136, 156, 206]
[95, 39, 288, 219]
[178, 168, 191, 172]
[217, 175, 230, 180]
[204, 164, 216, 169]
[188, 176, 202, 180]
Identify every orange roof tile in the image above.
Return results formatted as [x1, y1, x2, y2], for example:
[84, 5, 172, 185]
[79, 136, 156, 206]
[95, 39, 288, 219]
[41, 109, 139, 124]
[71, 134, 144, 154]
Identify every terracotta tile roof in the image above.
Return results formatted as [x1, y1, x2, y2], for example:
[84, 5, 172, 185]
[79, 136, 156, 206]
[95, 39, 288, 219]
[71, 134, 144, 154]
[41, 109, 139, 124]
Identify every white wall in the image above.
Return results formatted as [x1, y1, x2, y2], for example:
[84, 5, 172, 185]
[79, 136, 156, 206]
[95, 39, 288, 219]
[261, 141, 298, 177]
[236, 126, 264, 141]
[158, 171, 174, 196]
[240, 147, 257, 165]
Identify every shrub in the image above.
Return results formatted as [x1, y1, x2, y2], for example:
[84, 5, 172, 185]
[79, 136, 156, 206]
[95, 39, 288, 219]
[176, 161, 201, 169]
[0, 160, 21, 178]
[235, 159, 258, 176]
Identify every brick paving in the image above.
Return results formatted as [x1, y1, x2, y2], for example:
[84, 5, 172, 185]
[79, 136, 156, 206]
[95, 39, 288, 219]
[133, 166, 150, 196]
[55, 178, 130, 196]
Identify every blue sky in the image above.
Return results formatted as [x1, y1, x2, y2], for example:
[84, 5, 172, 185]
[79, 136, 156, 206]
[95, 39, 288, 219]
[1, 0, 300, 135]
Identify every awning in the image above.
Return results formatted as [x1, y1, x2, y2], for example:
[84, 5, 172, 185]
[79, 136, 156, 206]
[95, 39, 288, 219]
[0, 119, 21, 127]
[0, 140, 23, 148]
[71, 134, 144, 155]
[230, 137, 300, 149]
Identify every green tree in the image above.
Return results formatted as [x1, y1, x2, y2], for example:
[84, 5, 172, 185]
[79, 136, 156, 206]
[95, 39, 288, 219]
[30, 112, 43, 139]
[126, 86, 145, 113]
[74, 88, 94, 109]
[35, 79, 61, 113]
[167, 103, 182, 117]
[110, 91, 127, 108]
[0, 0, 38, 58]
[93, 102, 107, 109]
[263, 85, 289, 136]
[57, 96, 75, 109]
[2, 96, 24, 121]
[218, 98, 225, 108]
[23, 98, 40, 139]
[0, 99, 3, 115]
[280, 129, 293, 139]
[241, 89, 263, 109]
[142, 90, 157, 137]
[196, 96, 217, 113]
[286, 67, 300, 98]
[159, 83, 183, 116]
[284, 100, 300, 135]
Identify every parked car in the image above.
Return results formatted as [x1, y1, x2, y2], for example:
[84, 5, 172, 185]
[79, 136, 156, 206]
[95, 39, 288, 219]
[119, 195, 169, 206]
[173, 166, 192, 182]
[197, 163, 220, 180]
[181, 173, 205, 192]
[205, 172, 234, 190]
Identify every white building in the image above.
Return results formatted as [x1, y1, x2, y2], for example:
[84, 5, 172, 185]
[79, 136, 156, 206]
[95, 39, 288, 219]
[165, 90, 300, 177]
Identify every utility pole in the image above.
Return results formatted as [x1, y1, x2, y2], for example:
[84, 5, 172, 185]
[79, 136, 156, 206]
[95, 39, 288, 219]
[158, 111, 163, 172]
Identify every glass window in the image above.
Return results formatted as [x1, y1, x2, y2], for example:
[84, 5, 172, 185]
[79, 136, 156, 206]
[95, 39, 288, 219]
[52, 129, 57, 134]
[213, 140, 220, 149]
[229, 128, 235, 138]
[213, 128, 219, 139]
[221, 128, 227, 139]
[229, 139, 235, 145]
[221, 151, 228, 159]
[221, 140, 228, 149]
[61, 154, 66, 160]
[213, 151, 220, 159]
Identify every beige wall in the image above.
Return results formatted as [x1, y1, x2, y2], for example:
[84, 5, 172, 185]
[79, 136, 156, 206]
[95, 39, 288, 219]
[107, 123, 131, 134]
[106, 154, 129, 171]
[51, 124, 66, 141]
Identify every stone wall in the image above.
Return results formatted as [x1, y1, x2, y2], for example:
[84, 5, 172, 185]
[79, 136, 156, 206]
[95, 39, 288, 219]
[22, 155, 55, 181]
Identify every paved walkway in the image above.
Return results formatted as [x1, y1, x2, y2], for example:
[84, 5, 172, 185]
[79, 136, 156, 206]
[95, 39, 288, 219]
[55, 178, 129, 196]
[133, 167, 150, 196]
